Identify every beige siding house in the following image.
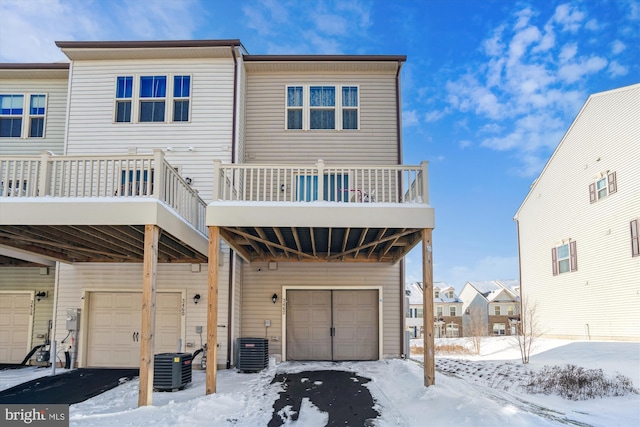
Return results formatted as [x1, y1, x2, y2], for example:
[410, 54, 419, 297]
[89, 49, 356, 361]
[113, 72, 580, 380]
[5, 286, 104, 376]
[404, 282, 463, 339]
[1, 40, 436, 402]
[460, 281, 520, 337]
[515, 84, 640, 341]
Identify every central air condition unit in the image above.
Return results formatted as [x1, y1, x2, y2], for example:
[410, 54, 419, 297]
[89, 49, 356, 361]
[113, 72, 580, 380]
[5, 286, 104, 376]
[236, 338, 269, 372]
[153, 352, 192, 391]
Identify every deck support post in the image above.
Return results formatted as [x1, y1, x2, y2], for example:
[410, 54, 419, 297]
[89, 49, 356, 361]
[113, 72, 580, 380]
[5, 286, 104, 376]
[138, 224, 159, 406]
[206, 226, 220, 394]
[422, 228, 435, 386]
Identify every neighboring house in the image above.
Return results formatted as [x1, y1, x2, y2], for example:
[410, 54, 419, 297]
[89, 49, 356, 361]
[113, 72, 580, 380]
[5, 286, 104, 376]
[460, 281, 520, 337]
[0, 39, 436, 399]
[405, 282, 424, 338]
[514, 83, 640, 341]
[404, 282, 463, 338]
[433, 284, 463, 338]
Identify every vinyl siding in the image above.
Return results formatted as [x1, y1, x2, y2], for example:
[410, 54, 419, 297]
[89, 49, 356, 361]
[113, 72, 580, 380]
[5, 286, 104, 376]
[240, 262, 401, 359]
[517, 84, 640, 340]
[65, 58, 236, 201]
[0, 267, 56, 353]
[244, 72, 399, 165]
[54, 256, 232, 368]
[0, 79, 67, 155]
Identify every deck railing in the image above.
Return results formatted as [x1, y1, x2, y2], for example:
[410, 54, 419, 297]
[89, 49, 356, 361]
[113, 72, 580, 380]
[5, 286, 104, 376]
[212, 159, 429, 205]
[0, 150, 206, 234]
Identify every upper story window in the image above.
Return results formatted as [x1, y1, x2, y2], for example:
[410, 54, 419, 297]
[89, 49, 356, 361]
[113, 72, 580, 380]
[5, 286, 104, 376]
[552, 241, 577, 275]
[115, 75, 191, 124]
[589, 172, 617, 203]
[173, 75, 191, 122]
[494, 306, 501, 316]
[286, 85, 359, 131]
[0, 94, 47, 138]
[507, 305, 514, 316]
[631, 219, 639, 257]
[449, 306, 456, 316]
[115, 76, 133, 123]
[436, 306, 443, 317]
[434, 290, 440, 298]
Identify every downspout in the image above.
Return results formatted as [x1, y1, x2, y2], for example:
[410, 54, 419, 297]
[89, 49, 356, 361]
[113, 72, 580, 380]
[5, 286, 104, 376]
[400, 258, 406, 358]
[231, 46, 238, 163]
[395, 60, 403, 166]
[515, 218, 523, 329]
[226, 250, 234, 368]
[62, 61, 73, 155]
[396, 60, 406, 357]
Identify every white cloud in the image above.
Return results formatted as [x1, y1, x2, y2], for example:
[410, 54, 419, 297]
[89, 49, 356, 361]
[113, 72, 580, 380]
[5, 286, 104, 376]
[558, 55, 607, 83]
[403, 110, 419, 127]
[458, 140, 472, 149]
[424, 109, 447, 123]
[314, 14, 348, 36]
[608, 60, 629, 77]
[553, 3, 586, 32]
[611, 40, 626, 54]
[558, 43, 578, 63]
[508, 26, 541, 64]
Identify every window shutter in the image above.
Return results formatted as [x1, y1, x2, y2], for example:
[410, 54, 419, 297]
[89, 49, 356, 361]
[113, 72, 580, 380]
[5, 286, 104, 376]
[570, 241, 578, 272]
[631, 219, 639, 257]
[551, 247, 558, 276]
[589, 183, 596, 203]
[608, 172, 617, 194]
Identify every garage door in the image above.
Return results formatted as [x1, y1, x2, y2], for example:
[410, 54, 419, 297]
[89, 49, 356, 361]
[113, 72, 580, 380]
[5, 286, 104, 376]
[0, 293, 31, 363]
[286, 290, 378, 361]
[86, 292, 182, 368]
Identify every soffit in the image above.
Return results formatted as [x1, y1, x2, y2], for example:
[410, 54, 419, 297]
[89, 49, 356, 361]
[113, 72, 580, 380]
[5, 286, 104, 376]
[58, 46, 236, 61]
[243, 61, 401, 74]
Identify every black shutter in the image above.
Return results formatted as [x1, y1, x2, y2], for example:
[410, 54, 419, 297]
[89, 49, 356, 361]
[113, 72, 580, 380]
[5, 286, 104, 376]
[631, 219, 639, 257]
[608, 172, 617, 194]
[551, 247, 558, 276]
[589, 183, 596, 203]
[570, 241, 578, 272]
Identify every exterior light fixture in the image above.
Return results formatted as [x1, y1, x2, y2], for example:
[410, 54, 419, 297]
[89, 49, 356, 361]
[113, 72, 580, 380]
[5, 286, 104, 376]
[193, 294, 201, 304]
[272, 293, 278, 304]
[36, 291, 47, 302]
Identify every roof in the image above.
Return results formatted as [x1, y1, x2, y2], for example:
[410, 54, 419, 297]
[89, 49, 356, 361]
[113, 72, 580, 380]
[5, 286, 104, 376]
[514, 83, 640, 220]
[0, 63, 69, 79]
[405, 282, 461, 304]
[465, 280, 519, 303]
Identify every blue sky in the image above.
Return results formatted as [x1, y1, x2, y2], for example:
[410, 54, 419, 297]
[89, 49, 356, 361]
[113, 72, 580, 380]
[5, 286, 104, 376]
[1, 0, 638, 291]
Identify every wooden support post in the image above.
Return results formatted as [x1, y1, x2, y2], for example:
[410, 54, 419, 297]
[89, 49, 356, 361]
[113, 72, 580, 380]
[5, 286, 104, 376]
[422, 228, 435, 387]
[206, 226, 220, 395]
[138, 224, 159, 406]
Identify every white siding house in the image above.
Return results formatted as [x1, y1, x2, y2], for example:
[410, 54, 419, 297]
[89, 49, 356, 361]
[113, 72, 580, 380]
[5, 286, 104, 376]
[460, 281, 520, 337]
[515, 84, 640, 341]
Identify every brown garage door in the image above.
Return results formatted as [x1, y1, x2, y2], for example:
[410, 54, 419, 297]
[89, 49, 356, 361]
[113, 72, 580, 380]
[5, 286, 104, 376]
[286, 290, 378, 361]
[86, 292, 182, 367]
[0, 293, 31, 363]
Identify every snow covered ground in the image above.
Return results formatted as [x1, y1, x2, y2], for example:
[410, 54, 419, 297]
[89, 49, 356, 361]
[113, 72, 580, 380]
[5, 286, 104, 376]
[1, 337, 638, 426]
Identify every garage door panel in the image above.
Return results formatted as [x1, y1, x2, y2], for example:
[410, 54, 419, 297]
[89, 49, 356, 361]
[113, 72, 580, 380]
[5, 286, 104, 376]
[333, 290, 378, 361]
[287, 291, 332, 361]
[0, 293, 32, 364]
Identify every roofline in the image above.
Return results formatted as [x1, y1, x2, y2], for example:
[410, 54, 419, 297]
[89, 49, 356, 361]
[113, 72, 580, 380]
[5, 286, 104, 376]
[244, 54, 406, 62]
[55, 40, 243, 49]
[513, 82, 640, 220]
[0, 63, 69, 70]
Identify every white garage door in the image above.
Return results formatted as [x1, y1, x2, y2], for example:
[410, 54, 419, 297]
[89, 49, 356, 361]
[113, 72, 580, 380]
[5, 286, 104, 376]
[0, 293, 31, 364]
[286, 290, 378, 361]
[86, 292, 182, 368]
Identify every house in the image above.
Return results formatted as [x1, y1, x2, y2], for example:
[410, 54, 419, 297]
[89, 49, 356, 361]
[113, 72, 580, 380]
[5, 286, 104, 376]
[0, 39, 436, 403]
[459, 281, 520, 337]
[404, 282, 463, 338]
[514, 83, 640, 341]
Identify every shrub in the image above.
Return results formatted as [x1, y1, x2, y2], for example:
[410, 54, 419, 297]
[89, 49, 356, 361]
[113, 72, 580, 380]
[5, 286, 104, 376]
[525, 364, 638, 400]
[434, 344, 472, 355]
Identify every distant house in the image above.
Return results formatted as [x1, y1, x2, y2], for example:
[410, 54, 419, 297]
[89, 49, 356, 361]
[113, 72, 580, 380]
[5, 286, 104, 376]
[405, 282, 463, 338]
[460, 281, 520, 337]
[514, 83, 640, 341]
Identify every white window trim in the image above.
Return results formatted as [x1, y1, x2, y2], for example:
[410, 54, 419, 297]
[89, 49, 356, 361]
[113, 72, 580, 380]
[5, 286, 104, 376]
[285, 84, 360, 131]
[0, 93, 47, 138]
[449, 306, 456, 316]
[114, 74, 192, 124]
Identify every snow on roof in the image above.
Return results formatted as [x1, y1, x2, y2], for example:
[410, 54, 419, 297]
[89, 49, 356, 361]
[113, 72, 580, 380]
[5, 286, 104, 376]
[467, 280, 518, 303]
[405, 282, 461, 304]
[405, 282, 423, 305]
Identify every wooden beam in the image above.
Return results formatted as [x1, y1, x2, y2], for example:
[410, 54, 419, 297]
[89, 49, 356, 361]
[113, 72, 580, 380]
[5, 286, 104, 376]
[422, 228, 435, 387]
[341, 228, 350, 261]
[354, 228, 369, 259]
[327, 227, 332, 258]
[367, 228, 387, 259]
[326, 228, 417, 261]
[138, 224, 159, 406]
[273, 227, 290, 258]
[291, 227, 302, 261]
[206, 226, 220, 395]
[310, 227, 317, 257]
[378, 228, 403, 261]
[255, 227, 278, 258]
[220, 228, 253, 263]
[225, 227, 316, 260]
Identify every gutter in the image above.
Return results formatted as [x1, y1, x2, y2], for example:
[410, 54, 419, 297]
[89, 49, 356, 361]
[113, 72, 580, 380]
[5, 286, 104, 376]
[231, 46, 238, 163]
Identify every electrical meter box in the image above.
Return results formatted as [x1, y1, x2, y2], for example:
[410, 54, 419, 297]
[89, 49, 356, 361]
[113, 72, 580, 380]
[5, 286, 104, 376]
[66, 308, 80, 330]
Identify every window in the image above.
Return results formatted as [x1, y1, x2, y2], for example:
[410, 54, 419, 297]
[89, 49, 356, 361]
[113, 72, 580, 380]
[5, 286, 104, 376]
[139, 76, 166, 122]
[434, 290, 439, 298]
[0, 94, 23, 137]
[29, 95, 46, 137]
[552, 241, 577, 275]
[1, 94, 47, 138]
[494, 306, 501, 316]
[286, 85, 359, 130]
[342, 86, 358, 129]
[173, 75, 190, 122]
[449, 306, 456, 316]
[448, 291, 454, 298]
[115, 76, 133, 122]
[436, 306, 443, 317]
[445, 323, 459, 338]
[493, 323, 506, 335]
[631, 219, 639, 257]
[589, 172, 617, 203]
[507, 305, 514, 316]
[295, 174, 349, 202]
[119, 169, 154, 196]
[417, 308, 423, 318]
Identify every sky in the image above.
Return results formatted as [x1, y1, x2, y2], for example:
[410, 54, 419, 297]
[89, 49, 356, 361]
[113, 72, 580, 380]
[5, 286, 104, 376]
[1, 0, 638, 292]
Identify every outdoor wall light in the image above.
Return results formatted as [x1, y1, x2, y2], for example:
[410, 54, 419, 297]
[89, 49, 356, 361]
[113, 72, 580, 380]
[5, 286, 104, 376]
[272, 293, 278, 304]
[36, 291, 48, 302]
[193, 294, 201, 304]
[280, 184, 285, 192]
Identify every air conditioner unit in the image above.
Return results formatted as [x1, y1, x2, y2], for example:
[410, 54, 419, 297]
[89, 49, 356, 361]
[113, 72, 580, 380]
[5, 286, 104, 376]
[236, 338, 269, 372]
[153, 352, 192, 391]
